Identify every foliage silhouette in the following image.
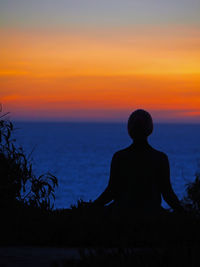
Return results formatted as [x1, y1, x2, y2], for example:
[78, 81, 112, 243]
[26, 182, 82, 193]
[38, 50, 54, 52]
[182, 173, 200, 216]
[0, 105, 58, 210]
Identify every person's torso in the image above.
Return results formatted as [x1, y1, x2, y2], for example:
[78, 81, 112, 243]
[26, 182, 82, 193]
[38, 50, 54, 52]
[113, 143, 164, 214]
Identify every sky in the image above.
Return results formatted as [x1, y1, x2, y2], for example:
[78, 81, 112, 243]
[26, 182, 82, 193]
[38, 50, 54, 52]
[0, 0, 200, 122]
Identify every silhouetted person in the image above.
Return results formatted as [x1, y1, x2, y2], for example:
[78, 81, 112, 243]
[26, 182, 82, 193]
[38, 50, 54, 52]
[93, 109, 183, 218]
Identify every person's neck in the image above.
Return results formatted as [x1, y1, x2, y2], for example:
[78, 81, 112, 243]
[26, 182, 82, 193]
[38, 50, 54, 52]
[132, 137, 148, 146]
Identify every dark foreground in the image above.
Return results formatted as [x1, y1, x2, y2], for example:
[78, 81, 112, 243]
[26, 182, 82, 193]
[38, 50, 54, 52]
[1, 245, 200, 267]
[1, 204, 200, 266]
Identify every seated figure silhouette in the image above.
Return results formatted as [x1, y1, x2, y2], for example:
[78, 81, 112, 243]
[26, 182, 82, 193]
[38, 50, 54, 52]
[93, 109, 183, 218]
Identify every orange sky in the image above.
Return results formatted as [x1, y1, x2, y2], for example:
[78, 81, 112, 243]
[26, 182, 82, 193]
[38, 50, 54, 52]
[1, 26, 200, 122]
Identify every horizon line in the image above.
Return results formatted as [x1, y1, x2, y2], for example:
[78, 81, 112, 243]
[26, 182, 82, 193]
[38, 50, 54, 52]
[12, 119, 200, 125]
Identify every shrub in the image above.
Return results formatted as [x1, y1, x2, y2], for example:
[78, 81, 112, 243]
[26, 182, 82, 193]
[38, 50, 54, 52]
[0, 105, 58, 210]
[182, 173, 200, 215]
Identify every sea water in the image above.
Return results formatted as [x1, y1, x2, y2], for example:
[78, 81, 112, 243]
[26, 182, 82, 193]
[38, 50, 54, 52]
[13, 122, 200, 209]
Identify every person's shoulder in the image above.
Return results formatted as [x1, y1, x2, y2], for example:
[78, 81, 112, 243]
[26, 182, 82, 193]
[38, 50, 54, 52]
[149, 146, 168, 161]
[112, 146, 132, 160]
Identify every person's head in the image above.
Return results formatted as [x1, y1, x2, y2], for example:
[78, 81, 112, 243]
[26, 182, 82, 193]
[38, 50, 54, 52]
[127, 109, 153, 140]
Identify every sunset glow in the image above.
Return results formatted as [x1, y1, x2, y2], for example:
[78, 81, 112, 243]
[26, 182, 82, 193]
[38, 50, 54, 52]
[1, 1, 200, 122]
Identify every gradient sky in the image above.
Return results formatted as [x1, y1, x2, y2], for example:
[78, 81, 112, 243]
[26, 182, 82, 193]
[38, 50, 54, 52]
[0, 0, 200, 122]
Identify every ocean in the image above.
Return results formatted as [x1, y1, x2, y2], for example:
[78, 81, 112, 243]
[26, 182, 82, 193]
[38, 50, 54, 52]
[13, 122, 200, 209]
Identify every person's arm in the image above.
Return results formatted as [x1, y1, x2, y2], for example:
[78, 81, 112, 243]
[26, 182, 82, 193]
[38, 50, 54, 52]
[160, 154, 184, 212]
[93, 153, 118, 207]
